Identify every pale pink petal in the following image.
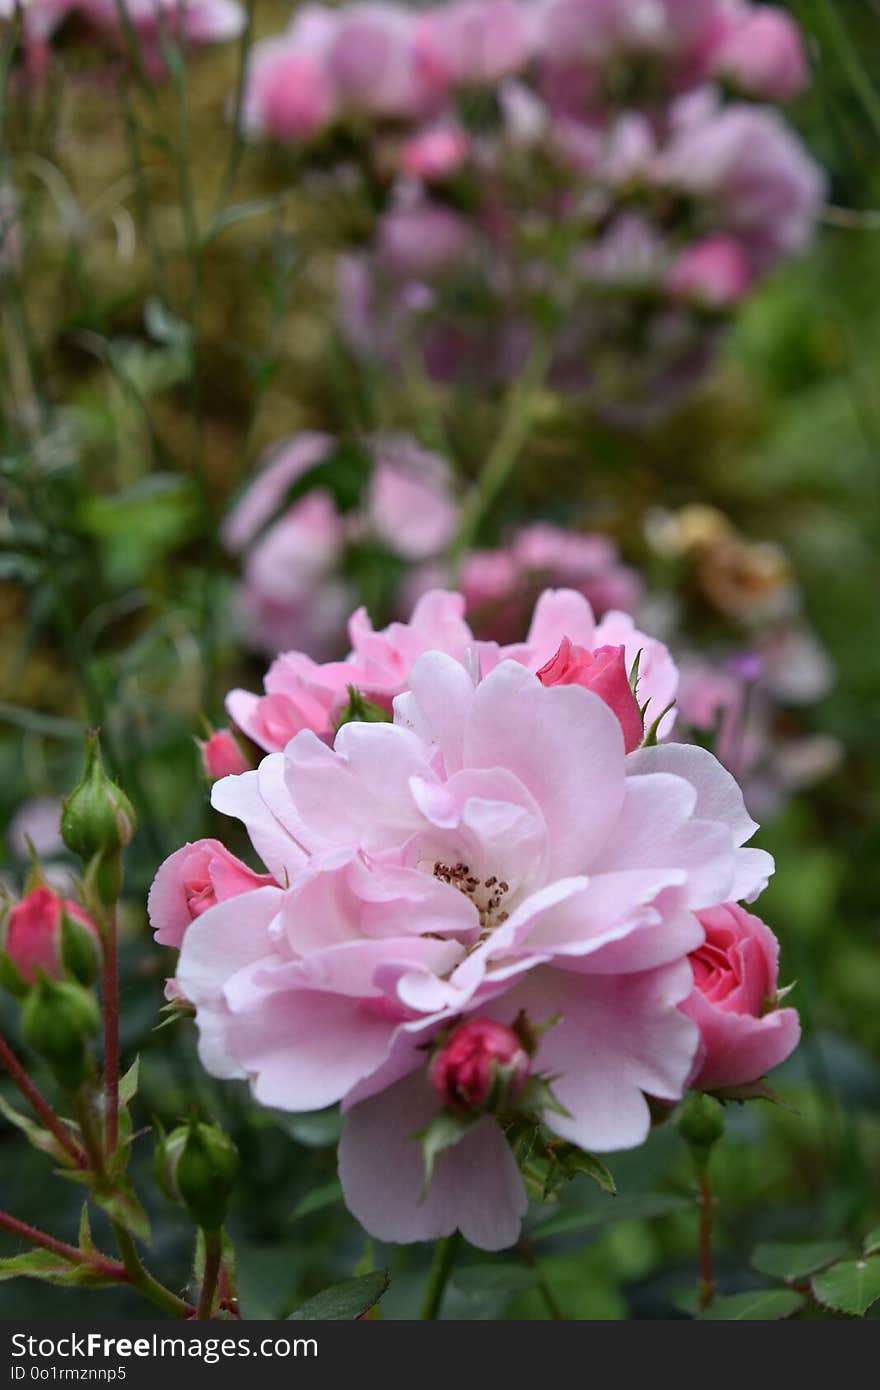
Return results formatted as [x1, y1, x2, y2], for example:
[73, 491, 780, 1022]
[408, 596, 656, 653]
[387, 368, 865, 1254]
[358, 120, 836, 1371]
[339, 1069, 528, 1249]
[463, 660, 625, 875]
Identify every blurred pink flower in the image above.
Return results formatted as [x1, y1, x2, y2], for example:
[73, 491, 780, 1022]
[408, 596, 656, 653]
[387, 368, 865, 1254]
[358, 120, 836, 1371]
[706, 5, 808, 102]
[658, 101, 825, 271]
[399, 124, 470, 181]
[668, 235, 752, 306]
[223, 433, 459, 659]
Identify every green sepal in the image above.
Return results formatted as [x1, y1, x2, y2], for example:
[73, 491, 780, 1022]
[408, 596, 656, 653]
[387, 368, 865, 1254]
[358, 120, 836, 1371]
[413, 1109, 479, 1199]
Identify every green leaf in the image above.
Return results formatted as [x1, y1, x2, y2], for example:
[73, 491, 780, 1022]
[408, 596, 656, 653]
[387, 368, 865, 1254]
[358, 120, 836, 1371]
[531, 1192, 691, 1240]
[699, 1289, 805, 1320]
[92, 1181, 151, 1243]
[291, 1181, 344, 1222]
[118, 1056, 140, 1107]
[288, 1270, 390, 1321]
[752, 1240, 848, 1282]
[0, 1250, 116, 1288]
[811, 1257, 880, 1316]
[413, 1110, 479, 1197]
[863, 1228, 880, 1256]
[0, 1095, 74, 1166]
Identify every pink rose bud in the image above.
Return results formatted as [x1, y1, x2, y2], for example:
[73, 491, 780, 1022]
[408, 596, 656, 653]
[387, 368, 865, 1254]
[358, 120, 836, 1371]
[148, 840, 275, 949]
[2, 885, 101, 988]
[199, 728, 251, 781]
[430, 1017, 529, 1113]
[709, 7, 808, 103]
[667, 236, 752, 307]
[537, 638, 644, 752]
[681, 903, 801, 1090]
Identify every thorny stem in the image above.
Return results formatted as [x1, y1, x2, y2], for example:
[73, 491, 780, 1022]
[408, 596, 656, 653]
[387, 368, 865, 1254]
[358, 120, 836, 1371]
[72, 1089, 106, 1184]
[419, 1232, 460, 1320]
[196, 1228, 223, 1321]
[0, 1208, 126, 1280]
[101, 906, 120, 1157]
[0, 1031, 87, 1168]
[112, 1222, 194, 1320]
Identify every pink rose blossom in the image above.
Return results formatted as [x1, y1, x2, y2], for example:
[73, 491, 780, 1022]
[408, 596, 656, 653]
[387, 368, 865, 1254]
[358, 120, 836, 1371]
[148, 839, 275, 950]
[3, 886, 100, 984]
[172, 636, 773, 1246]
[200, 729, 251, 781]
[227, 585, 676, 754]
[681, 902, 800, 1089]
[430, 1017, 530, 1112]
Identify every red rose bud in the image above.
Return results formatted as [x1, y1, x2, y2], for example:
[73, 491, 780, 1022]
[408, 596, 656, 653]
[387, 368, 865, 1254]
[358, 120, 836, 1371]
[430, 1018, 530, 1114]
[537, 638, 644, 752]
[199, 729, 251, 781]
[1, 886, 101, 994]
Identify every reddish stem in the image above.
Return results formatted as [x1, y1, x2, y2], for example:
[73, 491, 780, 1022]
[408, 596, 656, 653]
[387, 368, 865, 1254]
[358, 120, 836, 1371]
[697, 1167, 715, 1312]
[102, 907, 120, 1156]
[0, 1207, 126, 1281]
[0, 1031, 87, 1168]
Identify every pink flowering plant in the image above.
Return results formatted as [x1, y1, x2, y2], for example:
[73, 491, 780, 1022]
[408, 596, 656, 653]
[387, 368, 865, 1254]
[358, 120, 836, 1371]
[1, 0, 878, 1330]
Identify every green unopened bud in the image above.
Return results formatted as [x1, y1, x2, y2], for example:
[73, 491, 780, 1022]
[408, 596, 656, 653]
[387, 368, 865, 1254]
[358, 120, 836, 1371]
[61, 732, 135, 863]
[334, 685, 392, 732]
[60, 907, 102, 987]
[678, 1092, 725, 1167]
[156, 1120, 240, 1230]
[21, 976, 100, 1090]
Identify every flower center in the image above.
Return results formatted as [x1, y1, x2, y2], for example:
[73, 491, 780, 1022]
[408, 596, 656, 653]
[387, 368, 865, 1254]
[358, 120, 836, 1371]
[432, 860, 511, 931]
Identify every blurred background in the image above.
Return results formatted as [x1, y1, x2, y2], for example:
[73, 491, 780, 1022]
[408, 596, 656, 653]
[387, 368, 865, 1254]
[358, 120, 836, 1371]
[1, 0, 879, 1318]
